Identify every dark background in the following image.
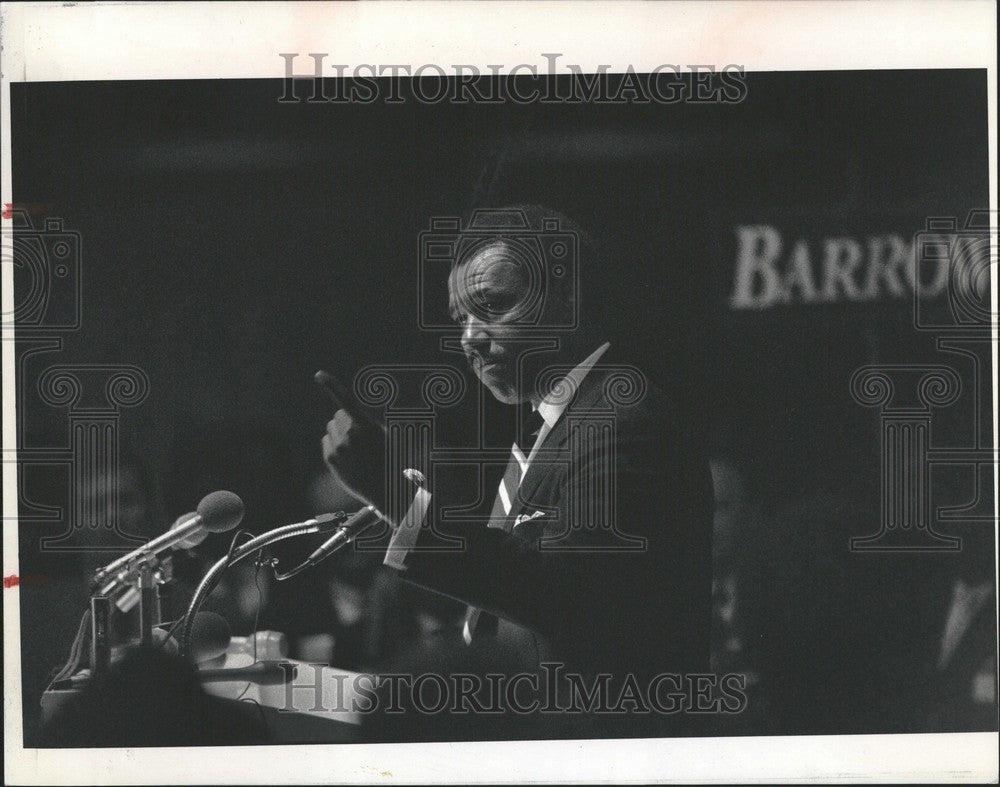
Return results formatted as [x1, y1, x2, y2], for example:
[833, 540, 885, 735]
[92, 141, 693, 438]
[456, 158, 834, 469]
[11, 70, 995, 740]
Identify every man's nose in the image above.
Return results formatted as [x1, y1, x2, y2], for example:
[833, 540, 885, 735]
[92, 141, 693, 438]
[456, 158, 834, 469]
[460, 315, 491, 353]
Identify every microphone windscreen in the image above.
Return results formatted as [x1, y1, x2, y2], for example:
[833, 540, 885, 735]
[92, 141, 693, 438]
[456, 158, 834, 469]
[196, 490, 244, 533]
[151, 627, 180, 656]
[152, 612, 231, 663]
[169, 512, 207, 549]
[188, 611, 232, 664]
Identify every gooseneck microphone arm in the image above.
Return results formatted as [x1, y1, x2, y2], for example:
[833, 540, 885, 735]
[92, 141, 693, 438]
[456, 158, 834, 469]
[177, 512, 348, 658]
[272, 505, 383, 581]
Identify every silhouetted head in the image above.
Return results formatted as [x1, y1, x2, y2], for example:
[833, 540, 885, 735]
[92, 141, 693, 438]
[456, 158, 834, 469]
[448, 205, 600, 406]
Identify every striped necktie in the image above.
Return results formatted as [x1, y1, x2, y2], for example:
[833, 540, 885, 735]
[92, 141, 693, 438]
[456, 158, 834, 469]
[487, 407, 546, 529]
[463, 406, 546, 644]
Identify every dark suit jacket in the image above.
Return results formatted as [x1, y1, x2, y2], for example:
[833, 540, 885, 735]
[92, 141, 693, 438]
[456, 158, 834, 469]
[385, 353, 714, 683]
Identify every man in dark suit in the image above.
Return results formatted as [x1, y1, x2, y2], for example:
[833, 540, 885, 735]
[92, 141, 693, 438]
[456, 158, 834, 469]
[322, 206, 713, 734]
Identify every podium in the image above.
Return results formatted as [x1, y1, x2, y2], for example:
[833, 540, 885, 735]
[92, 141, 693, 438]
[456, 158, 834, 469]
[41, 633, 371, 745]
[200, 645, 370, 743]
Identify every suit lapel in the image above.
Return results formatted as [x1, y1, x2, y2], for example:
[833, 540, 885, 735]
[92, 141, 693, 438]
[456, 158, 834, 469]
[507, 366, 610, 524]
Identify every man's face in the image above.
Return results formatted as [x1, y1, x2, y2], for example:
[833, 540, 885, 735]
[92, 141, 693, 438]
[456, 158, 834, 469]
[449, 242, 537, 404]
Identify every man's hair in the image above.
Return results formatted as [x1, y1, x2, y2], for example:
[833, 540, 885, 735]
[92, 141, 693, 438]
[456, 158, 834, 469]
[452, 203, 602, 329]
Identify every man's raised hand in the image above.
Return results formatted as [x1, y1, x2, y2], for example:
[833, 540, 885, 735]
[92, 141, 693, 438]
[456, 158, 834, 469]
[316, 369, 387, 511]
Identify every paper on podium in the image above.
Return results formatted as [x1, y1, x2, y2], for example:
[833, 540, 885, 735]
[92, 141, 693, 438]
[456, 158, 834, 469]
[201, 636, 375, 741]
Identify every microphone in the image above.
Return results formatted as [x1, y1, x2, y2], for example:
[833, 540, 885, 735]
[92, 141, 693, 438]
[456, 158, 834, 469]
[169, 511, 209, 549]
[305, 505, 383, 567]
[154, 611, 232, 664]
[101, 510, 215, 603]
[59, 611, 234, 690]
[92, 491, 244, 589]
[198, 662, 295, 684]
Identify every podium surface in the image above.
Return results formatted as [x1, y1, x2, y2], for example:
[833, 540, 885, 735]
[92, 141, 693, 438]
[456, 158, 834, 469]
[200, 645, 371, 743]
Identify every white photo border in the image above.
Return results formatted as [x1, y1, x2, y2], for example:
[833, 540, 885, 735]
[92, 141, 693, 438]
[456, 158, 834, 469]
[2, 1, 997, 784]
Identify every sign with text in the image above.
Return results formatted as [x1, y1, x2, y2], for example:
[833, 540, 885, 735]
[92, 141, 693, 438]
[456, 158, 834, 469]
[722, 219, 944, 313]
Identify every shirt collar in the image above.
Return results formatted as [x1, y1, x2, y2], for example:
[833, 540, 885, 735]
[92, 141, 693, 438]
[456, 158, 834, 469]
[535, 342, 611, 429]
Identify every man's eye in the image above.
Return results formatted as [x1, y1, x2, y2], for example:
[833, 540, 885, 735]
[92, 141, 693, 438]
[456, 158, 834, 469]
[481, 295, 512, 314]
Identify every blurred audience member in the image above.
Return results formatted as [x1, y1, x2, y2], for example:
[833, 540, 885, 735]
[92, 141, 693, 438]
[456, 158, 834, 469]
[927, 521, 996, 730]
[708, 454, 768, 731]
[880, 516, 997, 733]
[850, 467, 998, 734]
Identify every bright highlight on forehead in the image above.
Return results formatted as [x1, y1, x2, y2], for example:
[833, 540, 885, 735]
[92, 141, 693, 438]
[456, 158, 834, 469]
[448, 241, 530, 319]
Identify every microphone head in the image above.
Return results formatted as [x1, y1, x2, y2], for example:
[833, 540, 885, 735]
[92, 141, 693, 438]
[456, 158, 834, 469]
[151, 627, 179, 656]
[188, 611, 232, 664]
[153, 611, 232, 663]
[169, 512, 207, 549]
[196, 490, 244, 533]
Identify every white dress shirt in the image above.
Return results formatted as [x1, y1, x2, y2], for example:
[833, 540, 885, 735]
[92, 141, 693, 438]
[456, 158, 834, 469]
[384, 342, 611, 570]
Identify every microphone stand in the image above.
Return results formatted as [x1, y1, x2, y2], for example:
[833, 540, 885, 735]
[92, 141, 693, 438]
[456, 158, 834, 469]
[272, 505, 381, 581]
[137, 560, 158, 647]
[88, 553, 171, 677]
[177, 513, 348, 659]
